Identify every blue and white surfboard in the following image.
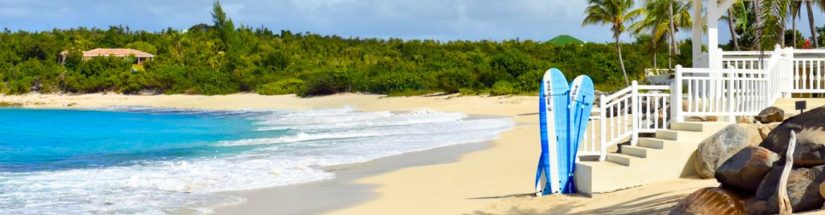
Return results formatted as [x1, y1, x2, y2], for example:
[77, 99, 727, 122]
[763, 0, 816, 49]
[535, 68, 569, 196]
[561, 75, 595, 193]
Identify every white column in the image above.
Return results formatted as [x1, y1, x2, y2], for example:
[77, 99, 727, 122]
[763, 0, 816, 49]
[630, 81, 639, 146]
[707, 0, 721, 71]
[672, 65, 684, 122]
[692, 0, 704, 67]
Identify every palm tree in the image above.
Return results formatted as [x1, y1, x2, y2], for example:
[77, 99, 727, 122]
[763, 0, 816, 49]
[790, 1, 802, 48]
[723, 1, 749, 50]
[755, 0, 791, 49]
[754, 0, 763, 50]
[805, 0, 819, 48]
[630, 0, 691, 68]
[583, 0, 643, 86]
[668, 0, 678, 56]
[725, 8, 740, 50]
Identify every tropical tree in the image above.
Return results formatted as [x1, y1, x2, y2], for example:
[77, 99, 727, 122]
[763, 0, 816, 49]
[790, 0, 802, 48]
[668, 0, 678, 56]
[722, 1, 749, 50]
[583, 0, 643, 86]
[755, 0, 791, 49]
[630, 0, 690, 68]
[805, 0, 819, 48]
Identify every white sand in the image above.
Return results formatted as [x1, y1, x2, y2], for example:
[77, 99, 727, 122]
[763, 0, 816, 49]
[0, 93, 718, 214]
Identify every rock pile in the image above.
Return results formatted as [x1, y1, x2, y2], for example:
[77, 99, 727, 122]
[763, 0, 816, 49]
[673, 106, 825, 214]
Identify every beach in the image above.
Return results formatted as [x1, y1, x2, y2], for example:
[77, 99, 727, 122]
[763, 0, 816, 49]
[0, 93, 717, 214]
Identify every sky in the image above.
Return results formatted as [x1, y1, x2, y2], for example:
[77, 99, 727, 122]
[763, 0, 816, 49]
[1, 0, 825, 44]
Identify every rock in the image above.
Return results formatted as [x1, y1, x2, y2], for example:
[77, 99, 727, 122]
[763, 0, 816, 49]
[670, 187, 746, 215]
[737, 116, 755, 124]
[755, 107, 785, 124]
[821, 182, 825, 198]
[715, 147, 779, 193]
[757, 123, 780, 140]
[744, 198, 770, 215]
[686, 116, 706, 122]
[751, 165, 825, 214]
[760, 106, 825, 167]
[686, 116, 720, 122]
[695, 124, 764, 178]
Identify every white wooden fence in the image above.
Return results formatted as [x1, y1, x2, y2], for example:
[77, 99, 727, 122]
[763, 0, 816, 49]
[579, 81, 671, 161]
[791, 49, 825, 93]
[578, 45, 825, 161]
[672, 46, 790, 122]
[720, 46, 825, 94]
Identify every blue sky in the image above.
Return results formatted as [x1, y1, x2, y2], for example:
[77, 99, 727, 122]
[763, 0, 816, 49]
[1, 0, 824, 44]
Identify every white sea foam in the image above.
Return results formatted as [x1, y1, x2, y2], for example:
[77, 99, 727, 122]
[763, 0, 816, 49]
[0, 107, 513, 214]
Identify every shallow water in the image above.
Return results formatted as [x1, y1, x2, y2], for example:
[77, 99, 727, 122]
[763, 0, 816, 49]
[0, 107, 513, 214]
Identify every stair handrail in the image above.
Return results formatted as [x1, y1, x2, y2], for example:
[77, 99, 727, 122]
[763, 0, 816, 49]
[587, 81, 670, 161]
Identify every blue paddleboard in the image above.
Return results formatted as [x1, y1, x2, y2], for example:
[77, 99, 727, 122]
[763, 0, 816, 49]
[535, 68, 569, 196]
[561, 75, 595, 193]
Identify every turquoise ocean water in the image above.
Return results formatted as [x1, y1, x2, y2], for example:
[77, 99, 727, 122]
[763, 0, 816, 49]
[0, 107, 513, 214]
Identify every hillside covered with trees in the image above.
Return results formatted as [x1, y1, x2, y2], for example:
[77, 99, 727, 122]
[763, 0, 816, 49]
[0, 2, 690, 97]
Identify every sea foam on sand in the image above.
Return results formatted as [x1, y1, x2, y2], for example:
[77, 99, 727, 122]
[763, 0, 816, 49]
[0, 107, 513, 214]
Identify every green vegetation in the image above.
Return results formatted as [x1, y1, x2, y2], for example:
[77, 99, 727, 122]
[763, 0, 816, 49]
[0, 1, 690, 97]
[0, 101, 22, 107]
[583, 0, 644, 86]
[547, 35, 584, 46]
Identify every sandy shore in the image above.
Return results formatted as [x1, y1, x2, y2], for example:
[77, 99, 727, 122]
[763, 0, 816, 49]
[0, 93, 718, 214]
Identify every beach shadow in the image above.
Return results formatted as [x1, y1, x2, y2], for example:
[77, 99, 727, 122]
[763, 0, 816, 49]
[549, 191, 688, 215]
[466, 207, 545, 215]
[517, 112, 539, 116]
[466, 191, 689, 215]
[466, 192, 538, 200]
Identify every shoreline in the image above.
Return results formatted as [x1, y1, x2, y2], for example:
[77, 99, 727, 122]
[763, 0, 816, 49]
[1, 93, 539, 215]
[1, 93, 720, 214]
[214, 139, 493, 215]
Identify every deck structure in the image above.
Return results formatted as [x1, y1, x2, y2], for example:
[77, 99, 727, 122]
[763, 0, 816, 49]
[574, 0, 825, 194]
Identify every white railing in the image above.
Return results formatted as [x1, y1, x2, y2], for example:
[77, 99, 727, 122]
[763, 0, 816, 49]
[673, 46, 790, 122]
[578, 81, 671, 161]
[791, 49, 825, 93]
[579, 45, 820, 161]
[722, 53, 765, 70]
[721, 47, 825, 94]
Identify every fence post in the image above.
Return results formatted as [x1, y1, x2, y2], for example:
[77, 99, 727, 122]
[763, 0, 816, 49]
[728, 68, 736, 123]
[599, 94, 607, 161]
[783, 46, 793, 98]
[631, 81, 639, 146]
[672, 65, 683, 123]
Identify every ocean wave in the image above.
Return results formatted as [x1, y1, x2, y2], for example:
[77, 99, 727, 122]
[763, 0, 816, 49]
[216, 131, 381, 146]
[0, 107, 513, 214]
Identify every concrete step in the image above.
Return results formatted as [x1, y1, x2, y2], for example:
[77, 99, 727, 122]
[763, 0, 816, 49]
[670, 122, 705, 132]
[655, 130, 680, 140]
[638, 138, 666, 149]
[621, 145, 648, 158]
[605, 153, 632, 166]
[575, 122, 735, 195]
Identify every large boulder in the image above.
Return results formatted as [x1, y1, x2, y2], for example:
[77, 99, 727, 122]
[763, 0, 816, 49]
[695, 124, 764, 178]
[715, 147, 779, 193]
[757, 122, 780, 140]
[670, 187, 746, 215]
[821, 181, 825, 198]
[760, 106, 825, 167]
[737, 116, 756, 124]
[749, 165, 825, 214]
[755, 106, 785, 124]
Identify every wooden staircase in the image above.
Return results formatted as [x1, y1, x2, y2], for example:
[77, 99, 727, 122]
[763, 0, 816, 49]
[574, 122, 729, 195]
